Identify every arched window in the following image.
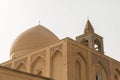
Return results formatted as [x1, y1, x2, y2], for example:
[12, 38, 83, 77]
[94, 39, 101, 52]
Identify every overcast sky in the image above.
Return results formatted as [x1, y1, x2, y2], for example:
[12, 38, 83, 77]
[0, 0, 120, 63]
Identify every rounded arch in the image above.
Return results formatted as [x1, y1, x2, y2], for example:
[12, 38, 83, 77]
[31, 56, 45, 76]
[51, 50, 63, 80]
[16, 62, 26, 72]
[80, 39, 88, 47]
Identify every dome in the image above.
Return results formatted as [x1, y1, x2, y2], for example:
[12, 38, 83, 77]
[10, 24, 59, 58]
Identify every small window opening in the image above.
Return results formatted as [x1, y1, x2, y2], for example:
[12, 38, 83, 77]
[94, 39, 101, 52]
[94, 44, 99, 51]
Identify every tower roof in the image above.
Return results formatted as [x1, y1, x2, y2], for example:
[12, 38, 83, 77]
[84, 20, 94, 34]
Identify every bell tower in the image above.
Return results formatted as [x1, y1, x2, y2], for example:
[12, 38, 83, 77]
[76, 20, 104, 54]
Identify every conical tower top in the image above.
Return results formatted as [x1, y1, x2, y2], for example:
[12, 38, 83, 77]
[84, 20, 94, 34]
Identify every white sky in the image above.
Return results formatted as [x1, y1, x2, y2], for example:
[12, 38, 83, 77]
[0, 0, 120, 63]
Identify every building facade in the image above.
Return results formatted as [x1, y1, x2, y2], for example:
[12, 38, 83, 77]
[0, 20, 120, 80]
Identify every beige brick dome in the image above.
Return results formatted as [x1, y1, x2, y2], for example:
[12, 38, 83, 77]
[10, 24, 59, 58]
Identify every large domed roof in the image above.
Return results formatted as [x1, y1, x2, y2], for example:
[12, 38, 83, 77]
[10, 24, 59, 58]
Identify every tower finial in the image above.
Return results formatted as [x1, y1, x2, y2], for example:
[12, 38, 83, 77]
[84, 20, 94, 34]
[38, 20, 40, 25]
[87, 16, 89, 20]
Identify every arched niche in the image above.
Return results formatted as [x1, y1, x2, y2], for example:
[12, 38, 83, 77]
[16, 62, 26, 72]
[51, 50, 63, 80]
[95, 62, 108, 80]
[31, 56, 45, 76]
[74, 52, 87, 80]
